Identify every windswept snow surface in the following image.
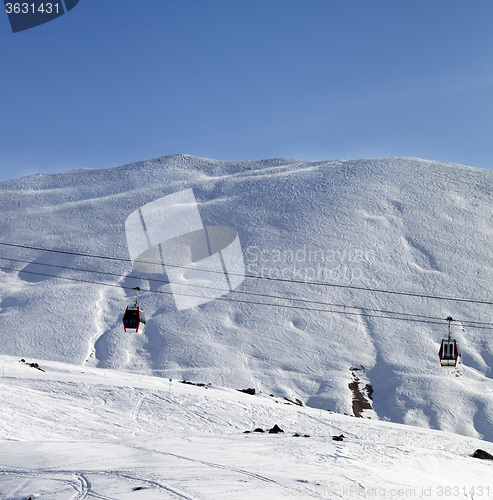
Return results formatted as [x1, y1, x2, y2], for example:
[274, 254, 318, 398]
[1, 155, 493, 447]
[1, 355, 492, 499]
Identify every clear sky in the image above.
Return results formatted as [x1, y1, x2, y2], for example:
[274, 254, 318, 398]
[0, 0, 492, 183]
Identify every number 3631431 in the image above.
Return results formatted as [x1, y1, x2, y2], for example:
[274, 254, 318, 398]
[5, 3, 61, 14]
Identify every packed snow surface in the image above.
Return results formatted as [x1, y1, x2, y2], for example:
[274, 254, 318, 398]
[1, 355, 492, 499]
[1, 155, 493, 497]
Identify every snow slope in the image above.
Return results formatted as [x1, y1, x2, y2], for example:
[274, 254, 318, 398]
[1, 354, 492, 500]
[1, 155, 493, 443]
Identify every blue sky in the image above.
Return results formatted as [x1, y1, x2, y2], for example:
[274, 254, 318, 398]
[0, 0, 492, 182]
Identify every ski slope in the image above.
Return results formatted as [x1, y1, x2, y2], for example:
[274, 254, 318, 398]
[1, 354, 492, 499]
[0, 154, 493, 445]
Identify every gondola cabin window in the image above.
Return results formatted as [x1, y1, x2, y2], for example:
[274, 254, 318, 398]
[126, 310, 139, 329]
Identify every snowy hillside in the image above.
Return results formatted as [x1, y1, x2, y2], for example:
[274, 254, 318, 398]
[1, 354, 492, 499]
[1, 155, 493, 443]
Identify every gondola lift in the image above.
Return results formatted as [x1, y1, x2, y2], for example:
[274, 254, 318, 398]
[123, 287, 146, 334]
[439, 316, 461, 369]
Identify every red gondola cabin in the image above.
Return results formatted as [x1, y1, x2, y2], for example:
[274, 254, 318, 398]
[123, 306, 146, 334]
[439, 338, 460, 368]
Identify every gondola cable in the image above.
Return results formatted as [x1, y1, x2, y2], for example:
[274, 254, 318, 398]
[1, 264, 493, 330]
[1, 255, 492, 328]
[1, 240, 492, 306]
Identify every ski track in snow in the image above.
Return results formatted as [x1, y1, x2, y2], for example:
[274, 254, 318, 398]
[0, 469, 200, 500]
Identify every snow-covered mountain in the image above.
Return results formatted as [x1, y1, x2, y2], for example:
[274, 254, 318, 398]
[1, 154, 493, 443]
